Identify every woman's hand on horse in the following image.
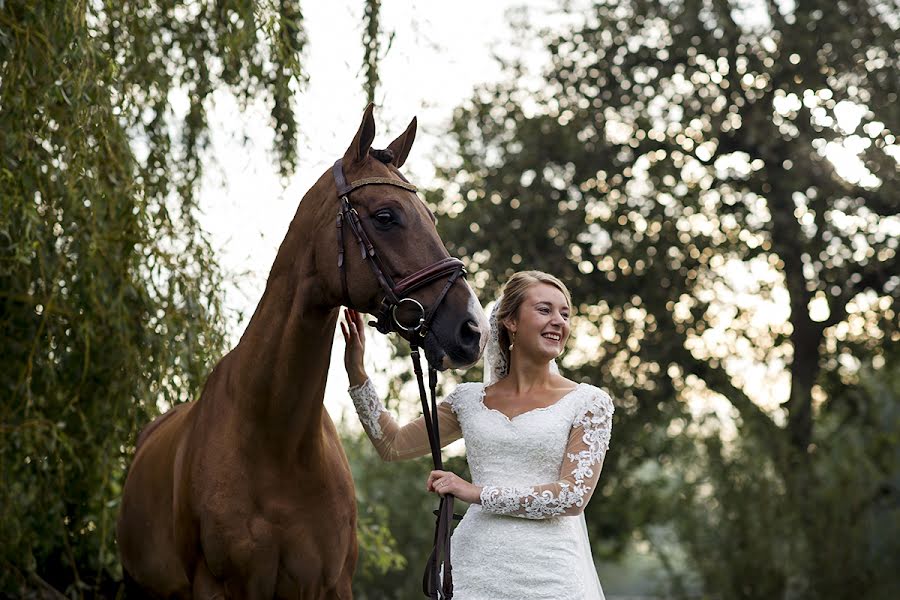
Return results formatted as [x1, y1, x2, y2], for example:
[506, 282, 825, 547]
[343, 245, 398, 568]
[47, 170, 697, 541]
[427, 470, 483, 505]
[340, 308, 368, 386]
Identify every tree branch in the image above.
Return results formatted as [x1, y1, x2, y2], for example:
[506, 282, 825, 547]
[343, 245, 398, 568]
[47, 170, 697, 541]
[654, 303, 783, 448]
[680, 352, 781, 443]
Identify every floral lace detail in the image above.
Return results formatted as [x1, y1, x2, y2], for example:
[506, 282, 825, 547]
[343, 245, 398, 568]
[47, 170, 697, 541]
[569, 389, 614, 484]
[479, 388, 614, 519]
[348, 379, 385, 439]
[443, 382, 478, 417]
[480, 483, 586, 519]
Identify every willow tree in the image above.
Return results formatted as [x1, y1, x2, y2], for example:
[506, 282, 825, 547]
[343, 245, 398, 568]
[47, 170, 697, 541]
[433, 0, 898, 597]
[0, 1, 385, 596]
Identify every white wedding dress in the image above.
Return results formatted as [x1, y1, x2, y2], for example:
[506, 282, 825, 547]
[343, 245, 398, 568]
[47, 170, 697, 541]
[349, 378, 614, 599]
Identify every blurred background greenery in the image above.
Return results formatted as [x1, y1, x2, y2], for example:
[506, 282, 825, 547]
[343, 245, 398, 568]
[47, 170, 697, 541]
[1, 0, 897, 598]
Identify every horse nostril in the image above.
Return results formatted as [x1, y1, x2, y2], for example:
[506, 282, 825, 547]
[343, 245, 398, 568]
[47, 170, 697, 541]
[458, 319, 481, 349]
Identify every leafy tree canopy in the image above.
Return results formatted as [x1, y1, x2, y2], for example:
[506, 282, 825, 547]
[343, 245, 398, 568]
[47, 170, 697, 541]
[429, 0, 898, 596]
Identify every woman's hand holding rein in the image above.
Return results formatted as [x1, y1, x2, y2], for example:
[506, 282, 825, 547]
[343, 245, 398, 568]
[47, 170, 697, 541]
[340, 308, 369, 387]
[427, 470, 483, 505]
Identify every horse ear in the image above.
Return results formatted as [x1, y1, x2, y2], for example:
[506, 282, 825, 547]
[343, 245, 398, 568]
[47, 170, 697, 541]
[386, 116, 417, 168]
[344, 103, 377, 165]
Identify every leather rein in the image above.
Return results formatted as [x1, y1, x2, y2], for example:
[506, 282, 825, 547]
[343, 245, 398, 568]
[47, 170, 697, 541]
[333, 158, 463, 599]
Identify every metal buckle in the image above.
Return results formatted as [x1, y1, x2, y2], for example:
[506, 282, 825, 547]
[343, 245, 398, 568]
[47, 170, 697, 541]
[392, 297, 426, 333]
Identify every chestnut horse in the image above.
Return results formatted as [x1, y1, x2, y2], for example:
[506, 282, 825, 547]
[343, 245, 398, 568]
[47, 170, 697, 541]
[117, 104, 488, 599]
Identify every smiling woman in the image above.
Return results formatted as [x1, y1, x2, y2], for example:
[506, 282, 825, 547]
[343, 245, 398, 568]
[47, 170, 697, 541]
[342, 270, 616, 599]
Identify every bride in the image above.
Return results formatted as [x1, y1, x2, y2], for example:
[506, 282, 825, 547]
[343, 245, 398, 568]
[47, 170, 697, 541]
[341, 270, 614, 599]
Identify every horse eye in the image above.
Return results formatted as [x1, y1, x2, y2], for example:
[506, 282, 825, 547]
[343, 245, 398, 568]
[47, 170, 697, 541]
[373, 210, 395, 226]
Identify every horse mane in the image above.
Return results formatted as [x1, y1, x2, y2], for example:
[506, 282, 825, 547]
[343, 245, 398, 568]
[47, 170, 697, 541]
[369, 148, 394, 164]
[135, 402, 190, 450]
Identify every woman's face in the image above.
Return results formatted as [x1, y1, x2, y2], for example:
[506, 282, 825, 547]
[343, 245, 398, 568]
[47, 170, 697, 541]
[506, 283, 571, 362]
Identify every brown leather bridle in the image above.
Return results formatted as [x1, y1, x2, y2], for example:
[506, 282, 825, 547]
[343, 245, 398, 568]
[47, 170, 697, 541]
[333, 158, 465, 339]
[333, 157, 463, 599]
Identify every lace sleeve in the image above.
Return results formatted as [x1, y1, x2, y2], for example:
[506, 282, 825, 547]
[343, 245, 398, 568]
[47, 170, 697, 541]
[479, 388, 614, 519]
[348, 379, 463, 462]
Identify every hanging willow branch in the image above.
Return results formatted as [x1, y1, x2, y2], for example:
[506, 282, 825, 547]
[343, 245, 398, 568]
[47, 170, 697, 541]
[362, 0, 393, 104]
[362, 0, 382, 103]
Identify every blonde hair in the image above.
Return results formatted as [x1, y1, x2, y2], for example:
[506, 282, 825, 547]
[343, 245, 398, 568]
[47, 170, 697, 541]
[495, 270, 573, 365]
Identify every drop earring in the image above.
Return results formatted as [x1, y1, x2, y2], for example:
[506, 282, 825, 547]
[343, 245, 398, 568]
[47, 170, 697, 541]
[508, 331, 516, 350]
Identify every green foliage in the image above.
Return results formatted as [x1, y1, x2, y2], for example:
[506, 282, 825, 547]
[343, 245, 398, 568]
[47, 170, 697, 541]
[362, 0, 384, 105]
[361, 0, 396, 105]
[428, 0, 898, 596]
[356, 503, 407, 581]
[0, 0, 384, 597]
[0, 1, 241, 594]
[667, 356, 900, 600]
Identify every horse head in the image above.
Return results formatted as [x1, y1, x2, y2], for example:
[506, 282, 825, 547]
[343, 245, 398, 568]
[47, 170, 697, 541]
[313, 104, 488, 369]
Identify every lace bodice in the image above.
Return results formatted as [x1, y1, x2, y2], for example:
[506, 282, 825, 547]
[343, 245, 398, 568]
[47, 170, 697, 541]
[348, 380, 614, 518]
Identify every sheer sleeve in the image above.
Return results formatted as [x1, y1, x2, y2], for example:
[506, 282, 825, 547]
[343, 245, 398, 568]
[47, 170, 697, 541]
[479, 388, 614, 519]
[348, 378, 462, 462]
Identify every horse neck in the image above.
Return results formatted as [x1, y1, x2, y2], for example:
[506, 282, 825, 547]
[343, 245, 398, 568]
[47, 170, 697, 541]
[228, 184, 338, 446]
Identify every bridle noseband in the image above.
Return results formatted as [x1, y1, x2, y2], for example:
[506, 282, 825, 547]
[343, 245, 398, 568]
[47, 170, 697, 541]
[332, 157, 464, 599]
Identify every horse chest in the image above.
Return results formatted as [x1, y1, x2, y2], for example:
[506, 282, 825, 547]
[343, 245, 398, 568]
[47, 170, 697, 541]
[197, 456, 356, 595]
[200, 504, 354, 597]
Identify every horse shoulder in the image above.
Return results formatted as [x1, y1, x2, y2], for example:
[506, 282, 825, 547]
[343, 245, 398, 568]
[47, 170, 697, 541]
[135, 401, 192, 451]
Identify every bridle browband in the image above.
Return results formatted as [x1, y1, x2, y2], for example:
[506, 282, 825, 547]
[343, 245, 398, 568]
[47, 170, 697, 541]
[332, 157, 464, 599]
